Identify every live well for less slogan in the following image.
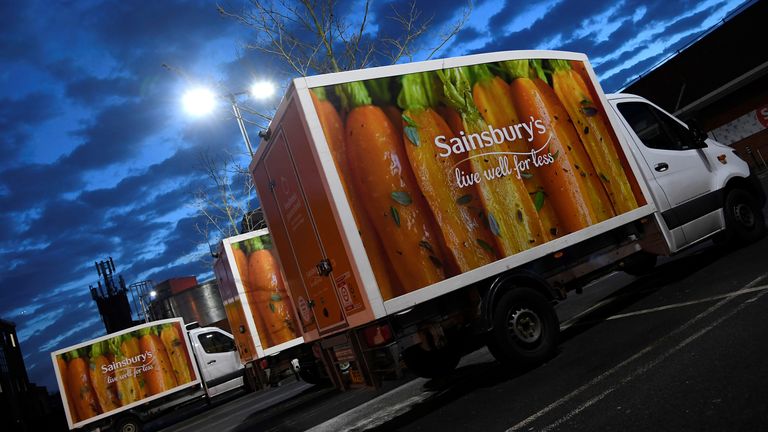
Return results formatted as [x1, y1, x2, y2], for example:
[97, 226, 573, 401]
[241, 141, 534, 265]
[54, 321, 196, 426]
[310, 58, 645, 301]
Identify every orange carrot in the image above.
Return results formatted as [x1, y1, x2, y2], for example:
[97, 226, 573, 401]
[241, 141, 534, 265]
[66, 349, 100, 420]
[342, 81, 449, 293]
[88, 341, 121, 412]
[119, 333, 148, 399]
[56, 354, 80, 423]
[398, 72, 498, 272]
[159, 324, 194, 385]
[232, 243, 250, 285]
[438, 67, 547, 256]
[312, 88, 402, 299]
[471, 64, 563, 240]
[138, 327, 177, 395]
[504, 60, 614, 233]
[108, 336, 143, 406]
[550, 59, 640, 214]
[246, 241, 298, 347]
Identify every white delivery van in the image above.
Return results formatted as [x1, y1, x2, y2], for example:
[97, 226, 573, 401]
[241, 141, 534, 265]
[248, 50, 765, 388]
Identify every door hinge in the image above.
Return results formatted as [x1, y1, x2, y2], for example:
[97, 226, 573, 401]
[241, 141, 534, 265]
[316, 259, 333, 277]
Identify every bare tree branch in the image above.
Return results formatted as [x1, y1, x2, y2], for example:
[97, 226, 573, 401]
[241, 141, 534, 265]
[219, 0, 472, 75]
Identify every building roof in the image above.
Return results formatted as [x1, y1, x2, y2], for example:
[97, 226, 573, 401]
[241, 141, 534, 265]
[623, 0, 767, 117]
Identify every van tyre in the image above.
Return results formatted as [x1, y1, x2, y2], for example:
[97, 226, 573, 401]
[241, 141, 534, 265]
[719, 189, 766, 248]
[402, 345, 460, 379]
[487, 287, 559, 369]
[114, 415, 142, 432]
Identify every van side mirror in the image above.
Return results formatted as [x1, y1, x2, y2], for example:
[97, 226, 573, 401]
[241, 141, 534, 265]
[689, 126, 708, 145]
[685, 119, 709, 148]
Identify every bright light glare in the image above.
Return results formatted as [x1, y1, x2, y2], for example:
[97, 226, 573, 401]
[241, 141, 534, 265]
[149, 290, 157, 299]
[182, 87, 216, 116]
[250, 81, 276, 100]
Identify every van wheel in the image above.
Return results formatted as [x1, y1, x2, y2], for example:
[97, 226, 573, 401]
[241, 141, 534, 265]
[719, 189, 766, 247]
[114, 415, 142, 432]
[487, 287, 559, 369]
[402, 345, 460, 378]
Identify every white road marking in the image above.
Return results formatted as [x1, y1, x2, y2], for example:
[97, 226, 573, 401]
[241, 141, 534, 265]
[507, 280, 768, 432]
[306, 378, 432, 432]
[538, 288, 768, 432]
[605, 284, 768, 321]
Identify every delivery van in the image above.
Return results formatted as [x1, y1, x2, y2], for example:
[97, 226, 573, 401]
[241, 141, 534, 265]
[52, 318, 244, 431]
[213, 230, 324, 387]
[248, 50, 765, 388]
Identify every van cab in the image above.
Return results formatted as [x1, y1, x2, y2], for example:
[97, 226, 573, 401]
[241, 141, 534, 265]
[607, 93, 766, 253]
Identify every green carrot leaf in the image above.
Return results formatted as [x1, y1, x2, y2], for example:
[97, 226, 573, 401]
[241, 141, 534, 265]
[391, 191, 412, 206]
[476, 238, 494, 254]
[534, 191, 546, 211]
[404, 126, 420, 146]
[456, 194, 473, 205]
[488, 212, 501, 237]
[390, 206, 401, 227]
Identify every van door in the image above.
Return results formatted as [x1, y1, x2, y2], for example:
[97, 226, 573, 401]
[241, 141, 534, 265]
[193, 329, 244, 396]
[613, 99, 721, 248]
[262, 131, 347, 334]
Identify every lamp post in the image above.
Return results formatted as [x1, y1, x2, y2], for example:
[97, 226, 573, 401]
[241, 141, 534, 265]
[139, 290, 157, 323]
[182, 80, 276, 157]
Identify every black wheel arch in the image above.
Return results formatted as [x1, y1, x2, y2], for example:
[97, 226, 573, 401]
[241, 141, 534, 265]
[724, 174, 766, 208]
[478, 270, 557, 332]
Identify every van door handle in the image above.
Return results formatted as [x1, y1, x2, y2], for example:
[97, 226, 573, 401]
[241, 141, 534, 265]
[207, 360, 216, 365]
[654, 162, 669, 172]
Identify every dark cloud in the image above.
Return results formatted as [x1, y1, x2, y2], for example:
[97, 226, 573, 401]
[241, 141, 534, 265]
[65, 76, 140, 106]
[0, 92, 61, 166]
[0, 232, 114, 312]
[0, 1, 41, 62]
[84, 0, 236, 57]
[453, 26, 483, 46]
[0, 162, 85, 213]
[64, 99, 169, 169]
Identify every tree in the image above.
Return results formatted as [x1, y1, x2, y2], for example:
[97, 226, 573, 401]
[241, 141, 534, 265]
[194, 0, 471, 252]
[191, 150, 264, 252]
[217, 0, 472, 76]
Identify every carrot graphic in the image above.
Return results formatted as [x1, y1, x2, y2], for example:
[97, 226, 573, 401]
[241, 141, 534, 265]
[138, 327, 177, 395]
[397, 71, 498, 272]
[160, 324, 194, 385]
[232, 242, 250, 286]
[312, 88, 402, 299]
[503, 60, 614, 233]
[56, 353, 80, 423]
[119, 333, 149, 399]
[88, 341, 121, 412]
[549, 59, 639, 214]
[342, 80, 449, 293]
[66, 348, 100, 420]
[246, 241, 298, 346]
[108, 336, 143, 405]
[471, 64, 563, 240]
[438, 66, 547, 256]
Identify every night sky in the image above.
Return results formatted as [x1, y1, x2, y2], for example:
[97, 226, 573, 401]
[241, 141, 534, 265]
[0, 0, 750, 393]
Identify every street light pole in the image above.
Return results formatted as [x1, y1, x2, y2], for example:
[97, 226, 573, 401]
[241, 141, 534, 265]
[229, 94, 254, 157]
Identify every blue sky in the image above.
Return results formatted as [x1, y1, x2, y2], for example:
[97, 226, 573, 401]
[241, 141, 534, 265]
[0, 0, 751, 393]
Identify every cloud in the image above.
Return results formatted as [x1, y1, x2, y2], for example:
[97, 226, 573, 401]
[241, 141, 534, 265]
[0, 92, 61, 167]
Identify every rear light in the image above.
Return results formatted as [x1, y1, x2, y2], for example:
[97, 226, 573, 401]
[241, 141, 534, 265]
[260, 359, 268, 370]
[363, 323, 393, 347]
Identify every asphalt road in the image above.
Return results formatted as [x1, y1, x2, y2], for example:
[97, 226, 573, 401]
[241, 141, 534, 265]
[344, 237, 768, 432]
[157, 175, 768, 432]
